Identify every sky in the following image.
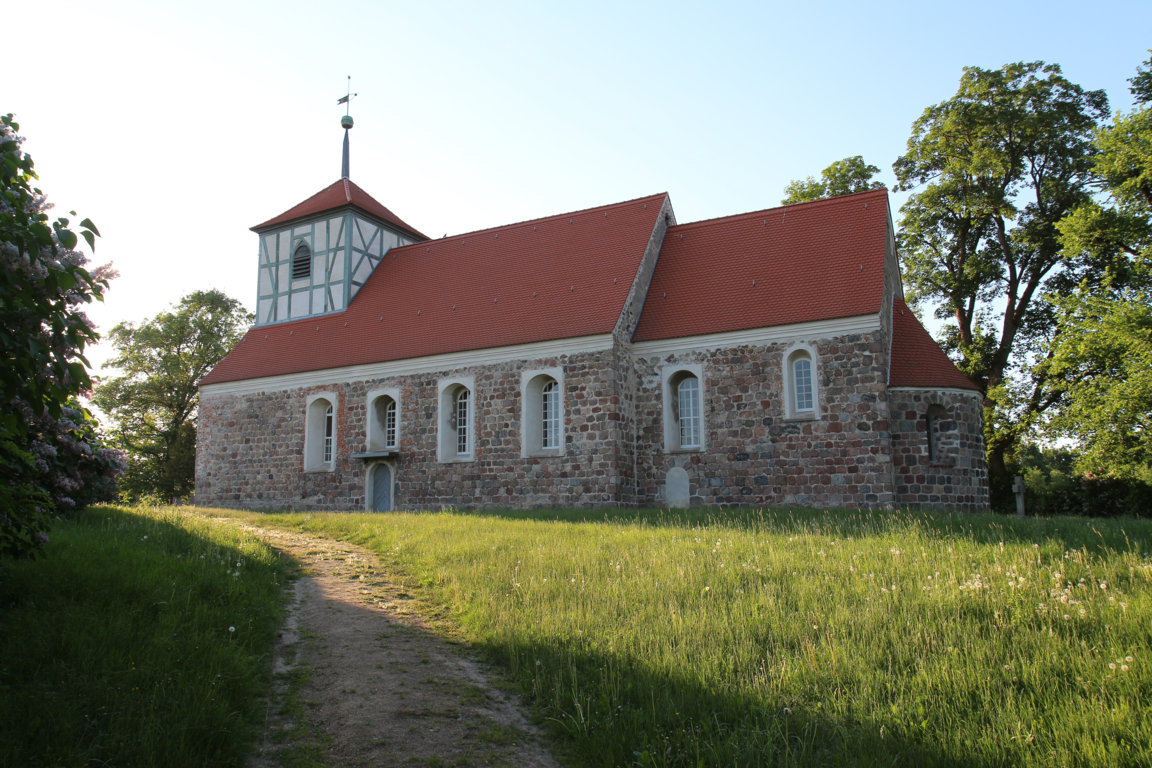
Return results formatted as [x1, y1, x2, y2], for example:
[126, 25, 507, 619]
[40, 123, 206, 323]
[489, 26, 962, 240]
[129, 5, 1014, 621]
[8, 0, 1152, 375]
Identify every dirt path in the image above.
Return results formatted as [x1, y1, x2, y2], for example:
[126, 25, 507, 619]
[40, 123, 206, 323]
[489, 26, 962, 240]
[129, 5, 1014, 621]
[235, 523, 560, 768]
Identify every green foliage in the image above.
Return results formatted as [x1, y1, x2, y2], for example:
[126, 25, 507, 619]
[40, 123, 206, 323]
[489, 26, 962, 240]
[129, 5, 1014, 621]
[94, 291, 252, 501]
[1046, 293, 1152, 482]
[1019, 445, 1152, 516]
[781, 155, 884, 205]
[892, 62, 1111, 501]
[0, 505, 291, 767]
[1043, 54, 1152, 486]
[257, 507, 1152, 767]
[1, 114, 121, 558]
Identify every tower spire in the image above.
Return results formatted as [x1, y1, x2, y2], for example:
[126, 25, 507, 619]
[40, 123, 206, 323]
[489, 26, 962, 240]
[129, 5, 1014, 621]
[337, 76, 357, 179]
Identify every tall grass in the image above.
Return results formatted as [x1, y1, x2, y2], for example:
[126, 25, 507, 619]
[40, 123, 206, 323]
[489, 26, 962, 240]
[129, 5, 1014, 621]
[255, 507, 1152, 767]
[0, 505, 291, 768]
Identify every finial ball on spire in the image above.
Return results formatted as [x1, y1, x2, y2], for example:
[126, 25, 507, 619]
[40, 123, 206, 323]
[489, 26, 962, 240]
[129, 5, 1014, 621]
[341, 114, 354, 129]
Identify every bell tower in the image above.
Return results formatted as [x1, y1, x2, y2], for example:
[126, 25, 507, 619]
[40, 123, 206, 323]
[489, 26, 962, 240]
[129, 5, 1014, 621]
[249, 81, 427, 327]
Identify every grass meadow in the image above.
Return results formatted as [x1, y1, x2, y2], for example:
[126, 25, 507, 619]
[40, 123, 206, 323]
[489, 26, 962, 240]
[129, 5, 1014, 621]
[0, 505, 291, 768]
[241, 506, 1152, 768]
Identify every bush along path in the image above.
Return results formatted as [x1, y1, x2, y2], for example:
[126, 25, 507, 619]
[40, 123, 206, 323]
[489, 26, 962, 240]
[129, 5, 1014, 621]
[227, 519, 560, 768]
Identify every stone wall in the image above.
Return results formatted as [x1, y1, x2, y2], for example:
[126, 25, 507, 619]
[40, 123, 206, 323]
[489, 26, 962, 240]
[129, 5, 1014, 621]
[631, 331, 898, 508]
[196, 348, 632, 511]
[889, 388, 989, 511]
[197, 334, 990, 513]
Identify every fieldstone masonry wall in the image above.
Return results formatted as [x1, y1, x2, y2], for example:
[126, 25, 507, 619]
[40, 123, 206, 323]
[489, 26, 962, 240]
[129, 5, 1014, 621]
[889, 388, 989, 511]
[632, 331, 898, 508]
[197, 335, 990, 512]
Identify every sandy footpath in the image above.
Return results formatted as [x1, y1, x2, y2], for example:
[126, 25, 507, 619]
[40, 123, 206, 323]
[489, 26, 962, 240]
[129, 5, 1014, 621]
[230, 521, 560, 768]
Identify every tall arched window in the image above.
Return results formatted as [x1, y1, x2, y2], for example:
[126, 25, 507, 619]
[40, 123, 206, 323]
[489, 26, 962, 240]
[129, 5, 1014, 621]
[677, 375, 701, 449]
[663, 366, 704, 452]
[521, 370, 564, 457]
[438, 379, 475, 462]
[368, 392, 399, 451]
[322, 404, 334, 462]
[541, 380, 560, 449]
[785, 348, 817, 418]
[304, 394, 337, 471]
[455, 389, 470, 455]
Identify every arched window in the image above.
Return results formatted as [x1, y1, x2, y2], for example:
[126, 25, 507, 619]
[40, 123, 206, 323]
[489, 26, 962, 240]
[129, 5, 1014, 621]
[662, 366, 704, 452]
[677, 375, 701, 449]
[304, 394, 337, 471]
[368, 392, 399, 451]
[438, 378, 475, 462]
[521, 369, 564, 457]
[323, 404, 334, 462]
[926, 404, 950, 462]
[455, 389, 470, 455]
[542, 380, 560, 449]
[292, 242, 312, 281]
[785, 348, 817, 418]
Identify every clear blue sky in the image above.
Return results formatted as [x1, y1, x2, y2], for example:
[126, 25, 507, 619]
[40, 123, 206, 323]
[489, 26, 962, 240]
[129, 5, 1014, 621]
[9, 0, 1151, 372]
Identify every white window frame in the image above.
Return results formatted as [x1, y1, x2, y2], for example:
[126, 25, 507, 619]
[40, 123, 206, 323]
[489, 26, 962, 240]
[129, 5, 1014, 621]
[521, 368, 565, 458]
[783, 344, 819, 420]
[438, 376, 475, 462]
[661, 363, 705, 453]
[304, 392, 338, 471]
[366, 387, 401, 451]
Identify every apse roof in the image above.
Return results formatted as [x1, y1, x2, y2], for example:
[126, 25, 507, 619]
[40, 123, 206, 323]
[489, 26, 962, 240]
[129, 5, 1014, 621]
[888, 296, 980, 391]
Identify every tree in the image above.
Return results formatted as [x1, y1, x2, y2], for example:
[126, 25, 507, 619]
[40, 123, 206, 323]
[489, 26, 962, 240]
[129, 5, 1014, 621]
[93, 290, 252, 500]
[1044, 54, 1152, 482]
[892, 62, 1110, 504]
[1, 114, 123, 557]
[781, 155, 884, 205]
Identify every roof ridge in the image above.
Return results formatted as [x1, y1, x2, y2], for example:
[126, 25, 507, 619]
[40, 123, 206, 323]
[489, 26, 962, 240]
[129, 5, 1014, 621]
[670, 187, 888, 232]
[432, 192, 669, 241]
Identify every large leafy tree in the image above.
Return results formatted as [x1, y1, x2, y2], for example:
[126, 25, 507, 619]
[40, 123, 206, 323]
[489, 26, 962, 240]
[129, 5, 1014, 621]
[781, 155, 884, 205]
[1045, 55, 1152, 482]
[93, 290, 252, 500]
[1, 114, 123, 557]
[892, 62, 1110, 502]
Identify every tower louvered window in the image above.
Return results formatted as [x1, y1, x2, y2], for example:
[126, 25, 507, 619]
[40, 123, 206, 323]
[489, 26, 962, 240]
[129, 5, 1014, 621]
[292, 243, 312, 280]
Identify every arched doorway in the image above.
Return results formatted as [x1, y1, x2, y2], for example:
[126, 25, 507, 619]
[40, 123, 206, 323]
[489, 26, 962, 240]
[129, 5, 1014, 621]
[370, 463, 393, 511]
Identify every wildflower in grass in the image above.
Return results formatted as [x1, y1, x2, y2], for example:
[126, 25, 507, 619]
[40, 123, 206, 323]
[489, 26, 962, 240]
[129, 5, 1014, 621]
[228, 626, 235, 633]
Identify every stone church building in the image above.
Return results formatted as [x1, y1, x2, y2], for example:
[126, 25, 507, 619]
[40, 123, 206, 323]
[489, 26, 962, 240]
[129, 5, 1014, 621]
[196, 158, 989, 512]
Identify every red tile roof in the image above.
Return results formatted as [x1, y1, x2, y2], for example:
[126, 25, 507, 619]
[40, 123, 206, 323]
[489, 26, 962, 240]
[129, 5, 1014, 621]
[632, 189, 891, 342]
[889, 297, 980, 391]
[201, 193, 669, 386]
[251, 178, 427, 240]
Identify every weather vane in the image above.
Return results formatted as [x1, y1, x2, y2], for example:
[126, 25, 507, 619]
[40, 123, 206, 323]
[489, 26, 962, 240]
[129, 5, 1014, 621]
[338, 76, 357, 179]
[337, 75, 357, 115]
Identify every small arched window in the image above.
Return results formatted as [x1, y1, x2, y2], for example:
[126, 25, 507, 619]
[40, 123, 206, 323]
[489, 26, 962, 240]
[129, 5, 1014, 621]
[926, 404, 948, 462]
[292, 242, 312, 281]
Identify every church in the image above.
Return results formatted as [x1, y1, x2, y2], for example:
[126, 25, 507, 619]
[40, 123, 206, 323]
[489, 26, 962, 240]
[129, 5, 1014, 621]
[195, 118, 989, 512]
